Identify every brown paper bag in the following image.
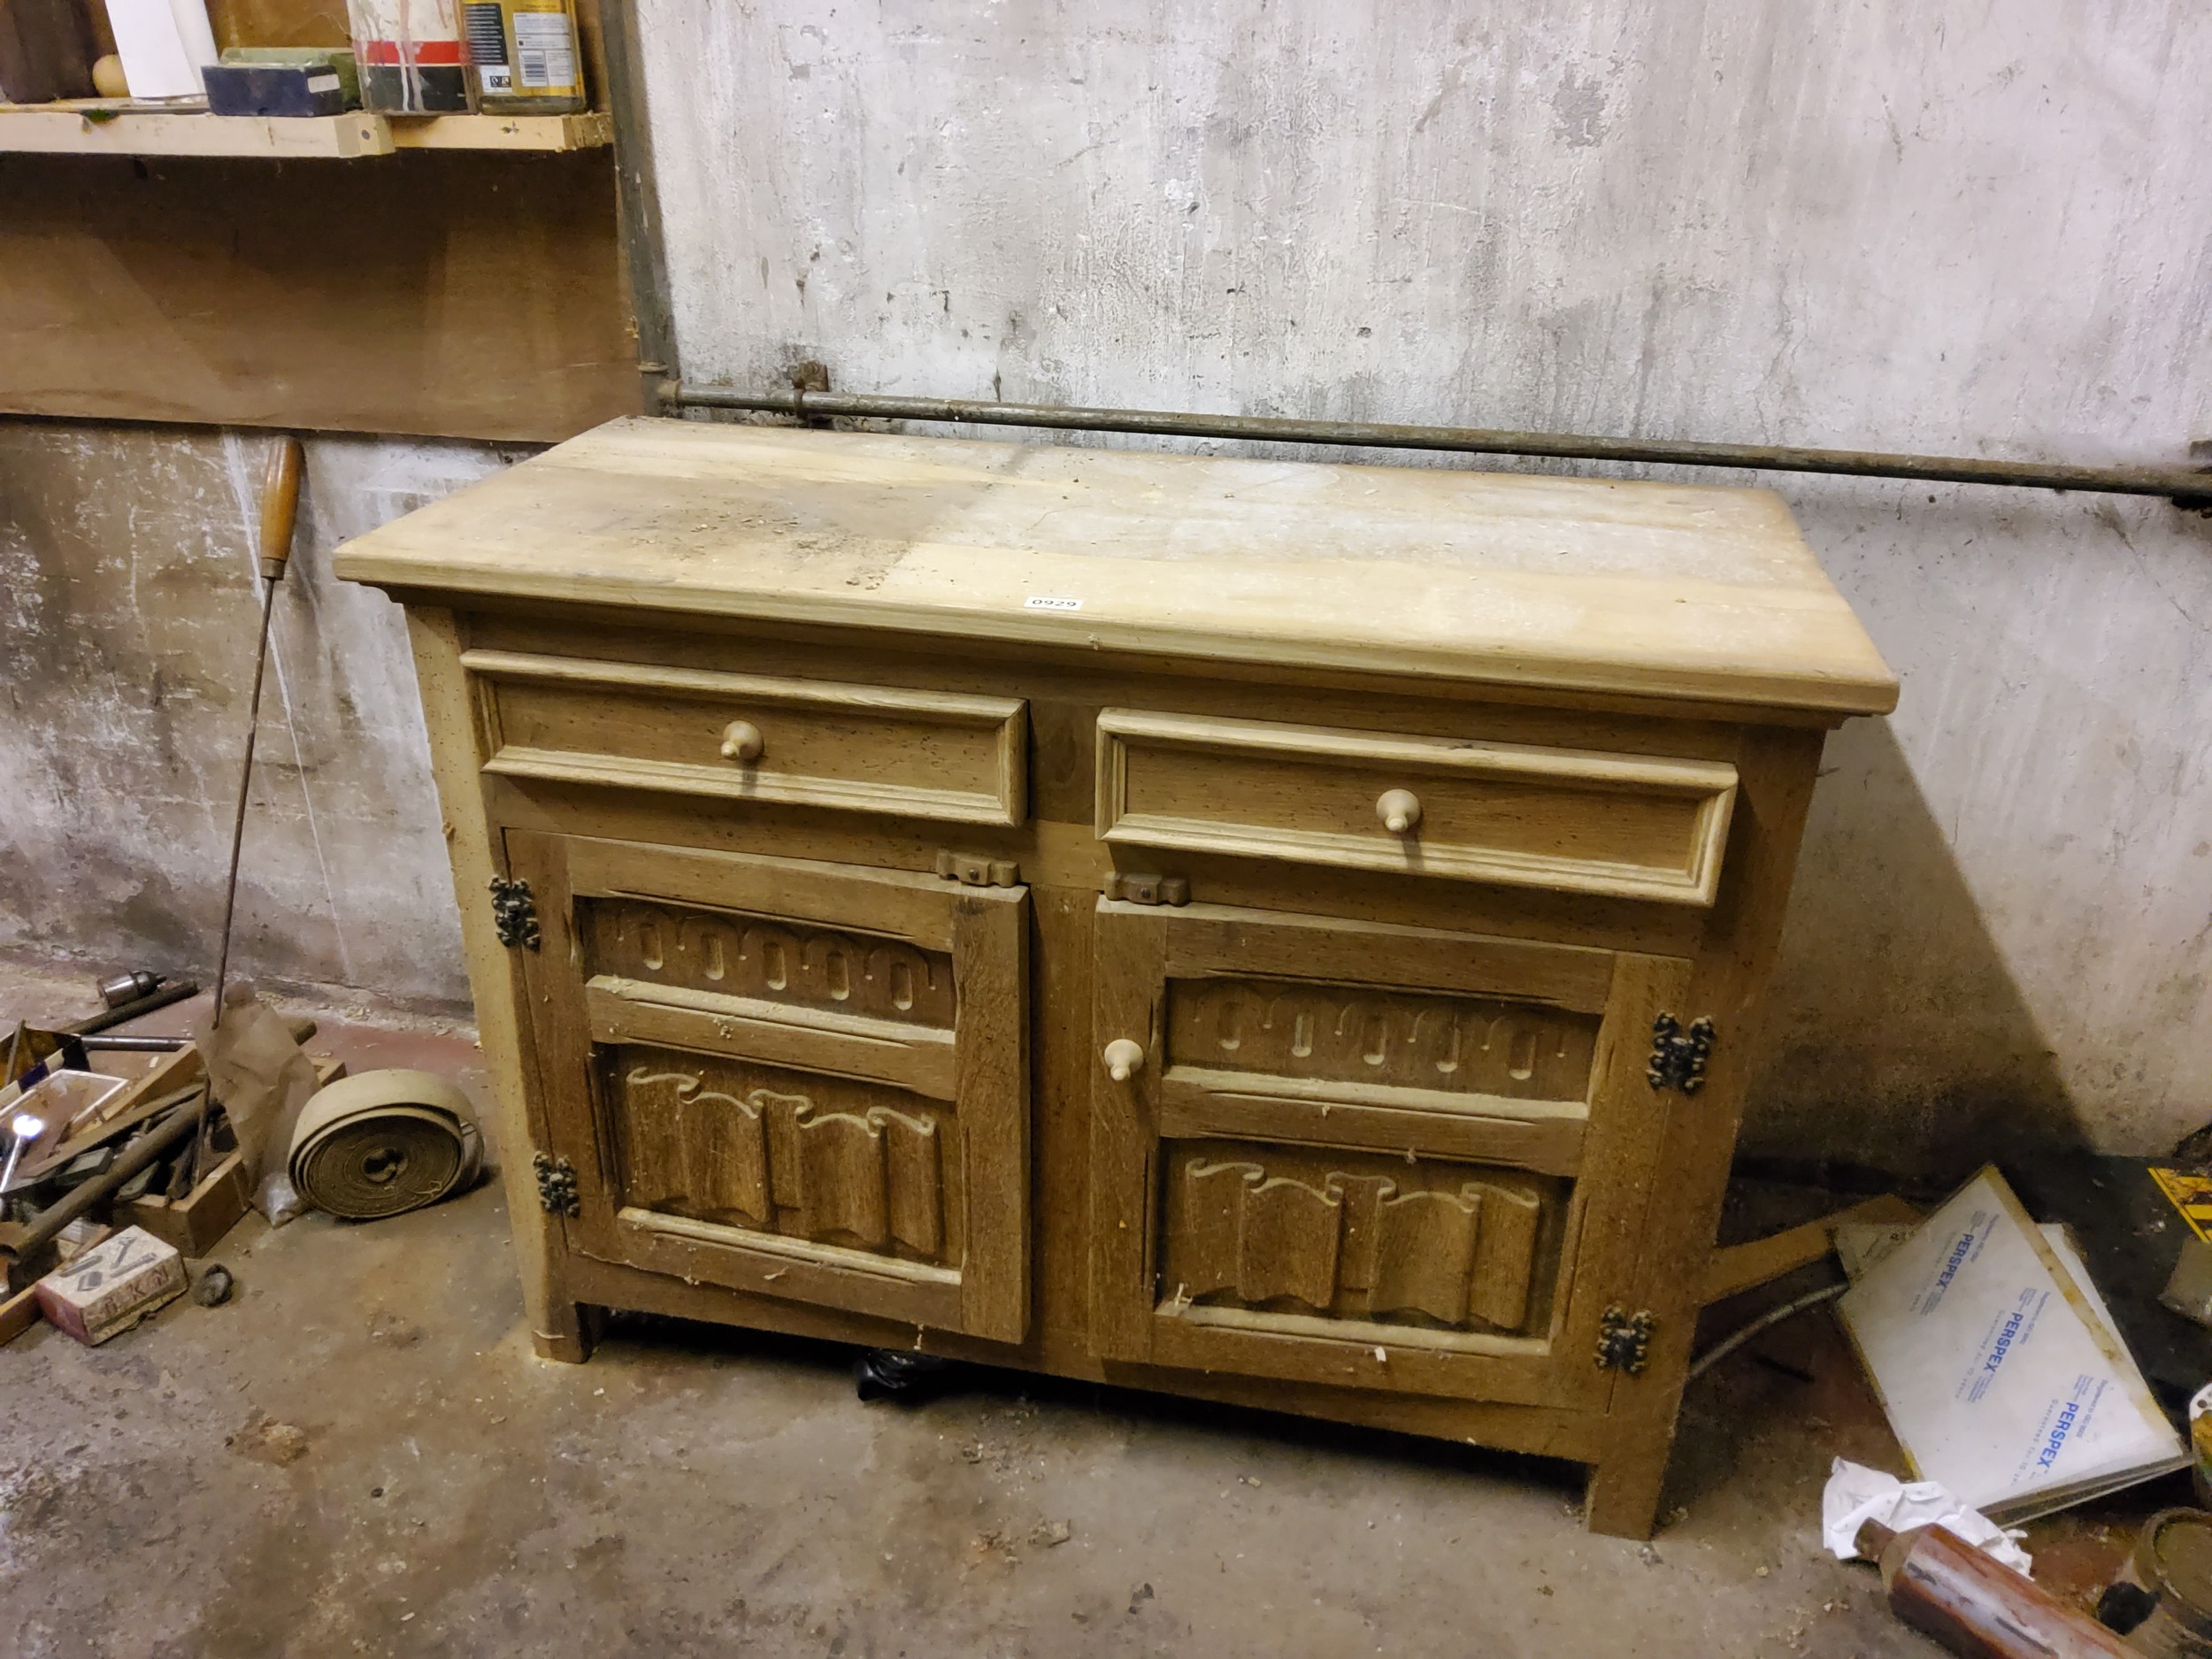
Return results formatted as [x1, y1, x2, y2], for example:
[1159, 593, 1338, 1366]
[195, 981, 319, 1208]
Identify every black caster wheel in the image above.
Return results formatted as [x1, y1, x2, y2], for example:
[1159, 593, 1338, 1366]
[854, 1348, 956, 1403]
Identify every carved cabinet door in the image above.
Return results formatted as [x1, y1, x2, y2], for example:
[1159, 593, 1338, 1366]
[508, 831, 1028, 1343]
[1089, 899, 1690, 1409]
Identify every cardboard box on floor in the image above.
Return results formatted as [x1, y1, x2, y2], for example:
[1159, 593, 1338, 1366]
[33, 1225, 185, 1345]
[1838, 1165, 2188, 1523]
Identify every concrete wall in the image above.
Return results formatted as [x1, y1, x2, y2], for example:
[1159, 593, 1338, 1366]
[0, 426, 505, 1016]
[4, 5, 2207, 1179]
[633, 0, 2212, 1173]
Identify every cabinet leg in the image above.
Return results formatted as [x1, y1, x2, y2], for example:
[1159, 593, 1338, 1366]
[1582, 1440, 1671, 1540]
[854, 1348, 956, 1402]
[533, 1301, 602, 1364]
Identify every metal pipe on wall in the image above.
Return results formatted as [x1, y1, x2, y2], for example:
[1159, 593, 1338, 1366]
[662, 380, 2212, 507]
[601, 0, 680, 409]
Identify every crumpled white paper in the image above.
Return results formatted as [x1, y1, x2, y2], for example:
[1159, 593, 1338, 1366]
[1821, 1457, 2033, 1575]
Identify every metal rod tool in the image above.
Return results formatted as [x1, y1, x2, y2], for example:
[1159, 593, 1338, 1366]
[199, 435, 304, 1182]
[62, 979, 198, 1037]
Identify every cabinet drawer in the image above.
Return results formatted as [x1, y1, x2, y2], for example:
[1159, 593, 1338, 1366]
[465, 649, 1027, 826]
[1096, 709, 1736, 905]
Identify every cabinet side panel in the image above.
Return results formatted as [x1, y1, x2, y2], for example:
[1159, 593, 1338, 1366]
[1029, 885, 1101, 1356]
[1586, 726, 1828, 1538]
[953, 889, 1031, 1343]
[403, 607, 587, 1359]
[1088, 905, 1169, 1359]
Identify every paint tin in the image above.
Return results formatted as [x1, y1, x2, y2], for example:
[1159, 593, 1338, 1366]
[2195, 1385, 2212, 1511]
[462, 0, 583, 115]
[2099, 1509, 2212, 1656]
[347, 0, 472, 114]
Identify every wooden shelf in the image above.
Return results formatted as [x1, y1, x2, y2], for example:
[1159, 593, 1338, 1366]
[390, 111, 613, 150]
[0, 104, 612, 157]
[0, 105, 388, 157]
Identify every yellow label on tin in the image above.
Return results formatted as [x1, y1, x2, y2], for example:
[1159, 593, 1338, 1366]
[2150, 1165, 2212, 1245]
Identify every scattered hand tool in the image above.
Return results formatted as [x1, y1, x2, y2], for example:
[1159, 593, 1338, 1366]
[211, 435, 303, 1025]
[0, 1112, 44, 1194]
[12, 1079, 204, 1194]
[197, 434, 304, 1186]
[61, 978, 198, 1037]
[97, 971, 163, 1010]
[0, 1089, 204, 1290]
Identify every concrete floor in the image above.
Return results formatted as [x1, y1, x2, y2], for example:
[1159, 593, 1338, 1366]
[0, 958, 2168, 1658]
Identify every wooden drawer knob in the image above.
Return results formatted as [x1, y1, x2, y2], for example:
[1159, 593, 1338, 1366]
[1102, 1039, 1146, 1082]
[1376, 787, 1422, 834]
[719, 720, 764, 763]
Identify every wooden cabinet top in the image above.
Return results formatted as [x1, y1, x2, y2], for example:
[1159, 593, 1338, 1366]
[334, 418, 1897, 719]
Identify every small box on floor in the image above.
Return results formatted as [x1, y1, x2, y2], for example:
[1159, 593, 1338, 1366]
[2152, 1166, 2212, 1328]
[34, 1225, 185, 1345]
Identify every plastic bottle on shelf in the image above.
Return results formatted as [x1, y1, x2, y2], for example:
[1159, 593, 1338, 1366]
[106, 0, 218, 100]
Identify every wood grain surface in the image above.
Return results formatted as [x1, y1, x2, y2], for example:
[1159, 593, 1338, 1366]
[348, 430, 1892, 1540]
[333, 419, 1900, 715]
[0, 151, 635, 442]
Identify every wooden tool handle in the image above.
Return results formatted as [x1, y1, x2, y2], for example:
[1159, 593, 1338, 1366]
[1876, 1524, 2136, 1658]
[258, 435, 304, 582]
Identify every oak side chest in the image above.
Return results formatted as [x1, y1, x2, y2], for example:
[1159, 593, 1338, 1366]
[334, 417, 1897, 1538]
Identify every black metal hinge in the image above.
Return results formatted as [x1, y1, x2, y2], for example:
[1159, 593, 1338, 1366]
[532, 1151, 580, 1217]
[1647, 1013, 1716, 1093]
[489, 876, 541, 950]
[1595, 1305, 1655, 1375]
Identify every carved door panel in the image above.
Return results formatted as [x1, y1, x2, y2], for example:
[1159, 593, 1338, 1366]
[1089, 900, 1690, 1409]
[509, 832, 1028, 1343]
